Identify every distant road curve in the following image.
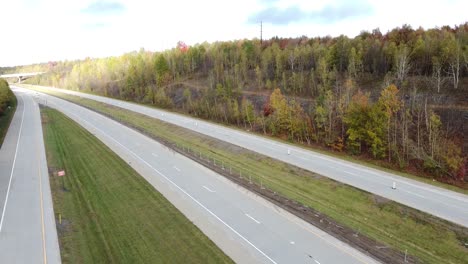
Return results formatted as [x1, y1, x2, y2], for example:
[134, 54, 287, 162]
[26, 85, 468, 228]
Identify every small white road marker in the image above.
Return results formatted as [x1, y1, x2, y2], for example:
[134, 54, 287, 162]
[173, 166, 181, 172]
[245, 213, 261, 224]
[203, 186, 216, 193]
[392, 182, 396, 190]
[152, 153, 159, 158]
[290, 241, 295, 245]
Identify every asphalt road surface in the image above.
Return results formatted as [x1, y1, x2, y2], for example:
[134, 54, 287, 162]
[0, 90, 61, 263]
[16, 87, 380, 263]
[33, 85, 468, 228]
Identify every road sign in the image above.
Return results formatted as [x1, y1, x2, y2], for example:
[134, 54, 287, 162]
[58, 170, 65, 177]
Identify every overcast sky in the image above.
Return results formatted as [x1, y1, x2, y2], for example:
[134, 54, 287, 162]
[1, 0, 466, 67]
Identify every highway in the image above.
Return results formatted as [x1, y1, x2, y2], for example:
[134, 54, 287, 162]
[30, 85, 468, 228]
[0, 89, 61, 263]
[15, 86, 380, 263]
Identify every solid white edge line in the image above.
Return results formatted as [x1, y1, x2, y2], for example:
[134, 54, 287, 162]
[245, 214, 261, 224]
[62, 109, 278, 264]
[0, 95, 26, 232]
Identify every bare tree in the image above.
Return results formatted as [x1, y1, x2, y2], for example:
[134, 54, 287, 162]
[431, 57, 445, 93]
[448, 54, 460, 90]
[400, 107, 410, 162]
[395, 46, 411, 84]
[288, 48, 296, 71]
[445, 40, 461, 89]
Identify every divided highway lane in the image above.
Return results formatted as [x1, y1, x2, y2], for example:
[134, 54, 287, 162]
[16, 87, 380, 263]
[0, 90, 61, 263]
[34, 85, 468, 228]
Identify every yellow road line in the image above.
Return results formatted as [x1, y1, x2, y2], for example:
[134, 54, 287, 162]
[35, 99, 48, 264]
[39, 155, 48, 264]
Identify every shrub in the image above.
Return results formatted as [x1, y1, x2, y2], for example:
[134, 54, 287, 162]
[0, 79, 14, 116]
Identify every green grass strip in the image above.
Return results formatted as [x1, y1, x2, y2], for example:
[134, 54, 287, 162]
[42, 107, 232, 264]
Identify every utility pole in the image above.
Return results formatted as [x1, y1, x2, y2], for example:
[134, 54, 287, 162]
[260, 21, 263, 45]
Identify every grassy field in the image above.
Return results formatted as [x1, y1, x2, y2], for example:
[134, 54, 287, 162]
[36, 88, 468, 264]
[0, 94, 16, 147]
[41, 107, 232, 263]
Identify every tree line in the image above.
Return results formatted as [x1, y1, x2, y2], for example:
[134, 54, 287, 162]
[17, 23, 468, 182]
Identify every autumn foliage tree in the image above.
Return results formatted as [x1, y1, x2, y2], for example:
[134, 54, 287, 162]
[378, 84, 402, 161]
[268, 88, 289, 135]
[344, 90, 387, 158]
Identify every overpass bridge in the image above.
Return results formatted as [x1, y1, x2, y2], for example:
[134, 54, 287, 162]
[0, 72, 45, 83]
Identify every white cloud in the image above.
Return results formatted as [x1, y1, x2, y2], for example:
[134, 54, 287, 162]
[0, 0, 466, 67]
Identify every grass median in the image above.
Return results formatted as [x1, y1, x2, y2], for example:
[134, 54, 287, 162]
[39, 87, 468, 263]
[41, 107, 232, 263]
